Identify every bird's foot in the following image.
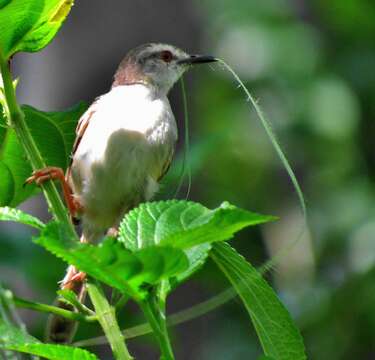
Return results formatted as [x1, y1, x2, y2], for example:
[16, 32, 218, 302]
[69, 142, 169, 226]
[60, 266, 86, 291]
[107, 227, 119, 238]
[25, 166, 65, 186]
[69, 271, 87, 284]
[24, 166, 83, 218]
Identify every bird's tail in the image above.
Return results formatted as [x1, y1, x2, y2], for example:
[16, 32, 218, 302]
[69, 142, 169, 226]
[45, 234, 87, 344]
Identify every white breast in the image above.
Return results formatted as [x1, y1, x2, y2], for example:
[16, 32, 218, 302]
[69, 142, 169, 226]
[76, 85, 174, 160]
[71, 84, 177, 231]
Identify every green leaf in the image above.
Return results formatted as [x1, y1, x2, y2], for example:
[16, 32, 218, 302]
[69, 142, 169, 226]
[0, 103, 86, 207]
[0, 0, 74, 59]
[210, 242, 306, 360]
[0, 1, 11, 10]
[119, 201, 209, 291]
[0, 321, 98, 359]
[0, 318, 39, 345]
[0, 206, 44, 229]
[118, 200, 274, 291]
[119, 200, 275, 250]
[34, 222, 189, 298]
[0, 89, 5, 118]
[0, 162, 14, 205]
[0, 101, 13, 205]
[173, 243, 211, 285]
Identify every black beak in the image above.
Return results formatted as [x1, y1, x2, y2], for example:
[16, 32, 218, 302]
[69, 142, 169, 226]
[177, 55, 217, 65]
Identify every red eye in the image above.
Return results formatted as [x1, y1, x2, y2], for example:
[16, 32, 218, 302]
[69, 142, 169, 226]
[160, 50, 173, 63]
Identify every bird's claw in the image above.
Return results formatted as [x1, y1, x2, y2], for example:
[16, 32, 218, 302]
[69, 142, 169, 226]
[24, 166, 83, 219]
[24, 167, 64, 187]
[60, 270, 87, 289]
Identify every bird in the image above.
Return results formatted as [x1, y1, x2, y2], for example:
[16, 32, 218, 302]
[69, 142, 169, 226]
[25, 43, 217, 343]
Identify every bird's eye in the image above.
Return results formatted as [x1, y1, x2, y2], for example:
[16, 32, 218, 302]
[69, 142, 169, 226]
[160, 50, 173, 63]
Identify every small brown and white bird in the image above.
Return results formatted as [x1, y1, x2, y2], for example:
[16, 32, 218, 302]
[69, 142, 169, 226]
[26, 43, 216, 342]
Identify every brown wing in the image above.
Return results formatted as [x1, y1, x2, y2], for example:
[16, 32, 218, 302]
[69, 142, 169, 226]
[65, 103, 98, 224]
[71, 106, 96, 159]
[66, 103, 97, 180]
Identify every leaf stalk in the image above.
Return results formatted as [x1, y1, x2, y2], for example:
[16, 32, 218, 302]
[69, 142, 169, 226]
[139, 295, 175, 360]
[12, 296, 96, 323]
[87, 283, 133, 360]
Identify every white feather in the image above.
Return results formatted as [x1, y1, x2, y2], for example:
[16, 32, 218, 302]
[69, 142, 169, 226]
[70, 84, 177, 235]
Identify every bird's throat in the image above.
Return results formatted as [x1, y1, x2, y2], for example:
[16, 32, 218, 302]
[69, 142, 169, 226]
[112, 60, 152, 88]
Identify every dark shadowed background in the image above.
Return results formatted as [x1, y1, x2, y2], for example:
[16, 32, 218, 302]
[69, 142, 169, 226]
[1, 0, 375, 359]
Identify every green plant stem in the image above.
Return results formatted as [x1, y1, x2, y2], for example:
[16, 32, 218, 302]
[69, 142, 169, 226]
[87, 283, 133, 360]
[216, 58, 306, 218]
[0, 286, 24, 360]
[139, 298, 175, 360]
[13, 296, 96, 323]
[73, 287, 237, 347]
[0, 50, 76, 240]
[57, 290, 95, 316]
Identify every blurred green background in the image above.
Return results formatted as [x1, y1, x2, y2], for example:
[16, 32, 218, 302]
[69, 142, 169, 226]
[1, 0, 375, 359]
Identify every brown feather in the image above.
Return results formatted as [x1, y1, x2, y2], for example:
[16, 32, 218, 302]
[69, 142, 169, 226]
[65, 104, 97, 181]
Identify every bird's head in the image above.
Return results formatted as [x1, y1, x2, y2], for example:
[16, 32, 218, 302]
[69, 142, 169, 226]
[113, 43, 217, 94]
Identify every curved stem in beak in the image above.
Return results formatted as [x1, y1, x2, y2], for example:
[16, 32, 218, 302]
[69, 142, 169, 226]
[178, 55, 217, 65]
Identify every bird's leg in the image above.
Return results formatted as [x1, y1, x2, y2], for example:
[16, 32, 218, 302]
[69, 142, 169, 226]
[25, 166, 82, 218]
[107, 227, 119, 237]
[49, 260, 87, 343]
[26, 167, 86, 287]
[59, 233, 89, 290]
[60, 265, 86, 291]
